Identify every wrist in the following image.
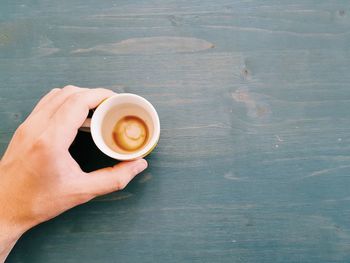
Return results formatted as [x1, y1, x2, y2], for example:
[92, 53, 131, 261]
[0, 218, 27, 262]
[0, 200, 29, 256]
[0, 161, 31, 239]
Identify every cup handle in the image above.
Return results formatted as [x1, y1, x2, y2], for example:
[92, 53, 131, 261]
[79, 109, 94, 132]
[79, 118, 91, 132]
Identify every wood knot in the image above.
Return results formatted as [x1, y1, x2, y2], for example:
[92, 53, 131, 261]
[168, 15, 183, 26]
[13, 113, 20, 120]
[241, 68, 250, 80]
[339, 10, 346, 16]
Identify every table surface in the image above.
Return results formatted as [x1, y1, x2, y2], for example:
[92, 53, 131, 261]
[1, 1, 350, 262]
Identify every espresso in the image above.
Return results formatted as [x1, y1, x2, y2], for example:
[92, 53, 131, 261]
[112, 116, 148, 152]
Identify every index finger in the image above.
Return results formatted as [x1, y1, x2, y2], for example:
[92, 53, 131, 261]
[47, 88, 115, 148]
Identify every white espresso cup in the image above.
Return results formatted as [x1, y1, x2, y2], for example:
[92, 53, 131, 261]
[81, 93, 160, 161]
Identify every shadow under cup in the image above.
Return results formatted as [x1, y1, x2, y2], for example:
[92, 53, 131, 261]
[90, 94, 160, 161]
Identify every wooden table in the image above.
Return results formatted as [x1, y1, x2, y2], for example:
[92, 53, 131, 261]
[1, 1, 350, 262]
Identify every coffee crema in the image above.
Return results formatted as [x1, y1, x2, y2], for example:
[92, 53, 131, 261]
[112, 116, 148, 152]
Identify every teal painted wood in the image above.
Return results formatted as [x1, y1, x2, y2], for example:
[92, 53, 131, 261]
[1, 0, 350, 262]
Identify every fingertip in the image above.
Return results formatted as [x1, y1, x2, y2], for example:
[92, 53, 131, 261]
[129, 159, 148, 175]
[136, 158, 148, 171]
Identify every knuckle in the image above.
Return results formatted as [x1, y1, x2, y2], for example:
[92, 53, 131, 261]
[33, 135, 50, 151]
[50, 88, 61, 93]
[17, 122, 27, 131]
[14, 123, 28, 138]
[62, 85, 80, 92]
[95, 87, 110, 92]
[115, 180, 126, 191]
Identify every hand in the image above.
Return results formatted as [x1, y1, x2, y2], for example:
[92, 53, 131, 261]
[0, 86, 148, 262]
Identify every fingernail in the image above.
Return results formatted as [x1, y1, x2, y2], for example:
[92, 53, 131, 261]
[133, 159, 148, 174]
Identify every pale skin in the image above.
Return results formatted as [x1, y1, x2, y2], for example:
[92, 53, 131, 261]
[0, 86, 148, 262]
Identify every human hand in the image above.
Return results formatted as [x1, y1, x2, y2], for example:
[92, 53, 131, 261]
[0, 86, 148, 261]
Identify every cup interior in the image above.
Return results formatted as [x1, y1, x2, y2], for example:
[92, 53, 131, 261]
[91, 94, 160, 160]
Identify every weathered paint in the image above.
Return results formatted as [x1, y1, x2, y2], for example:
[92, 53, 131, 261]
[1, 0, 350, 262]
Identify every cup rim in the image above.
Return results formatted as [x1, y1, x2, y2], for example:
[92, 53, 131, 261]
[90, 93, 160, 160]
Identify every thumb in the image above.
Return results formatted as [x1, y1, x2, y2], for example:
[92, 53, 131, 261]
[82, 159, 148, 196]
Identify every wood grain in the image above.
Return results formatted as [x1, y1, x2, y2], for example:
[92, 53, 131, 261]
[1, 0, 350, 262]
